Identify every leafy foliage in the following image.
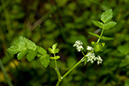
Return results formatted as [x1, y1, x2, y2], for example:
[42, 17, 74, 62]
[8, 36, 50, 68]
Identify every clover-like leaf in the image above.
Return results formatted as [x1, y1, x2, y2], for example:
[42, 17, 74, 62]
[92, 20, 104, 28]
[103, 21, 117, 30]
[39, 55, 50, 68]
[101, 9, 113, 23]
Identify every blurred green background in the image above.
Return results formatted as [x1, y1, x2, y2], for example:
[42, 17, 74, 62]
[0, 0, 129, 86]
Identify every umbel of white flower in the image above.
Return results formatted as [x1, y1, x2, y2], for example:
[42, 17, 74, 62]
[73, 40, 103, 65]
[73, 40, 84, 52]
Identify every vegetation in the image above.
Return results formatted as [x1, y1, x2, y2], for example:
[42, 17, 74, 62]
[0, 0, 129, 86]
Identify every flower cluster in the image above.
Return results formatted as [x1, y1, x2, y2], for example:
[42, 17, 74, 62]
[86, 46, 103, 65]
[73, 41, 103, 65]
[73, 40, 84, 52]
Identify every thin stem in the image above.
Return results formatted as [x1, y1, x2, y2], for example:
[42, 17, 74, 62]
[97, 29, 104, 43]
[0, 59, 13, 86]
[62, 56, 85, 79]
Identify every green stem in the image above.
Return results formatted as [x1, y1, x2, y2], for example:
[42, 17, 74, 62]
[62, 56, 85, 80]
[0, 59, 13, 86]
[97, 29, 104, 43]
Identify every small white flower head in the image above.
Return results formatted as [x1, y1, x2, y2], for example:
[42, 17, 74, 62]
[96, 55, 103, 65]
[87, 46, 94, 51]
[86, 52, 96, 63]
[73, 40, 84, 52]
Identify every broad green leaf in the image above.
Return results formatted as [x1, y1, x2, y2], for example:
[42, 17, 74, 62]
[92, 20, 104, 28]
[17, 49, 28, 60]
[27, 50, 37, 62]
[39, 55, 50, 68]
[23, 37, 37, 50]
[101, 36, 114, 40]
[37, 46, 47, 55]
[101, 9, 113, 23]
[8, 46, 19, 54]
[88, 32, 100, 38]
[103, 21, 117, 30]
[50, 56, 60, 59]
[117, 43, 129, 55]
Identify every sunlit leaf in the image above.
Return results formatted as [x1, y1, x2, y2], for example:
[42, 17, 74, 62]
[92, 20, 104, 28]
[37, 46, 47, 55]
[39, 55, 50, 68]
[103, 21, 117, 30]
[101, 9, 113, 23]
[50, 56, 60, 60]
[17, 50, 28, 60]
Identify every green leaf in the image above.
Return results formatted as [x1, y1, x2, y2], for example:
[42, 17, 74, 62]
[101, 9, 113, 23]
[50, 56, 60, 60]
[89, 32, 114, 40]
[23, 37, 37, 50]
[94, 43, 102, 52]
[103, 21, 117, 30]
[52, 43, 57, 50]
[37, 46, 47, 55]
[92, 20, 104, 28]
[17, 49, 28, 60]
[88, 32, 100, 38]
[8, 46, 19, 54]
[48, 43, 59, 54]
[39, 55, 50, 68]
[101, 36, 114, 40]
[48, 48, 54, 54]
[27, 50, 37, 62]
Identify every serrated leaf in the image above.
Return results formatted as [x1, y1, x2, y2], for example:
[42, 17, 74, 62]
[50, 56, 60, 60]
[39, 55, 50, 68]
[27, 50, 37, 62]
[23, 37, 37, 50]
[92, 20, 104, 28]
[37, 46, 47, 55]
[103, 21, 117, 30]
[17, 49, 28, 60]
[101, 36, 114, 40]
[8, 46, 19, 54]
[101, 9, 113, 23]
[88, 32, 100, 38]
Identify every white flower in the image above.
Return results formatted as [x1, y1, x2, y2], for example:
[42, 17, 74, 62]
[96, 55, 103, 65]
[86, 52, 96, 63]
[87, 46, 94, 51]
[73, 40, 84, 52]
